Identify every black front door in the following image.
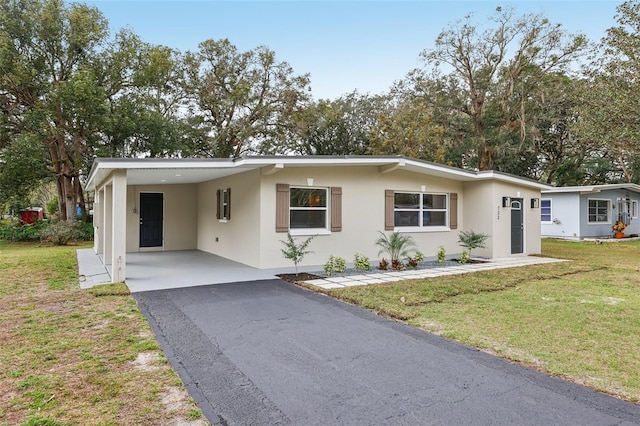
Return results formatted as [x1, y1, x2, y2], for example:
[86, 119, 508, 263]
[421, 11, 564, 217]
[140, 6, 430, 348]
[511, 198, 523, 254]
[140, 193, 163, 247]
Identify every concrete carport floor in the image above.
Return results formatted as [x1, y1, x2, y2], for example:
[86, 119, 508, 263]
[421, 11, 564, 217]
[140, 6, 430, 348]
[134, 279, 640, 426]
[76, 249, 290, 292]
[124, 250, 282, 292]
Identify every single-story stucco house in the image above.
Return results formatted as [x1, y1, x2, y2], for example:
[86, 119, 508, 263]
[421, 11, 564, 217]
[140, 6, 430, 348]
[541, 184, 640, 240]
[85, 156, 549, 283]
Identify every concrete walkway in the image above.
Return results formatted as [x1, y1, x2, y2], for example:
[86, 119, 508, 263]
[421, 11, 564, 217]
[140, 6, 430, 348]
[76, 249, 111, 289]
[303, 256, 566, 289]
[77, 249, 566, 292]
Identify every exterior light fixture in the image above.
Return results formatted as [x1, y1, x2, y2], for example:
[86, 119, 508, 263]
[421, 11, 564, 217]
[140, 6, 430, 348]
[502, 197, 511, 208]
[530, 198, 540, 208]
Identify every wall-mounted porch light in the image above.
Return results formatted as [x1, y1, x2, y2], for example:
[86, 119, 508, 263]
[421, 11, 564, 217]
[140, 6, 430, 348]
[530, 198, 540, 208]
[502, 196, 511, 208]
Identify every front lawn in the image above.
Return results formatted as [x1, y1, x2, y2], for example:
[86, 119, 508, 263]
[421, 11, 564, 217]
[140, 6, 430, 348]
[330, 239, 640, 404]
[0, 241, 207, 426]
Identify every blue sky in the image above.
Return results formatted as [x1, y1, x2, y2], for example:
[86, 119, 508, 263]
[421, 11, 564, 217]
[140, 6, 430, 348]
[85, 1, 622, 100]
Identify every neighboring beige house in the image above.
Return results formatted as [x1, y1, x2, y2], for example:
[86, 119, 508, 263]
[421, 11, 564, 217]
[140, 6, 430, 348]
[85, 156, 549, 283]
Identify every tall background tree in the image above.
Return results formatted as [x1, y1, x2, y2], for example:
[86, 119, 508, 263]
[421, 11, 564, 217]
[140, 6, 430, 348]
[574, 0, 640, 183]
[183, 39, 311, 157]
[402, 6, 587, 173]
[0, 0, 111, 219]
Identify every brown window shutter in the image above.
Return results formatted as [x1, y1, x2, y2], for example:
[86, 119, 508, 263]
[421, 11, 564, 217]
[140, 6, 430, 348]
[226, 188, 231, 220]
[330, 187, 342, 232]
[216, 189, 221, 220]
[276, 184, 290, 232]
[449, 193, 458, 229]
[385, 190, 395, 231]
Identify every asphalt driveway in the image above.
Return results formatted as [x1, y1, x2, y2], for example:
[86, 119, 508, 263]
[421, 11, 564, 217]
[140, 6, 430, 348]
[134, 279, 640, 425]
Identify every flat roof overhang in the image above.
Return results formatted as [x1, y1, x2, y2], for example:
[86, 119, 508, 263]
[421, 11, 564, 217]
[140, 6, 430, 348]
[85, 155, 552, 191]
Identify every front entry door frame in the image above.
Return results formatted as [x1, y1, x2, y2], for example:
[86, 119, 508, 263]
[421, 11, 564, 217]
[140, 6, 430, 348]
[139, 192, 164, 249]
[510, 198, 524, 254]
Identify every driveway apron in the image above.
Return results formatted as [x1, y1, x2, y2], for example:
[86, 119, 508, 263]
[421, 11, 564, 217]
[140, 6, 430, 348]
[134, 279, 640, 426]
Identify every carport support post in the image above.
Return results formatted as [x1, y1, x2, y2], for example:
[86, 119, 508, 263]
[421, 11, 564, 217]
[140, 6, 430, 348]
[110, 170, 127, 283]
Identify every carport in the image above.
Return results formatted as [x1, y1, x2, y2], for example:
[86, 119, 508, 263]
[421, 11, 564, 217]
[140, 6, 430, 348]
[77, 249, 282, 292]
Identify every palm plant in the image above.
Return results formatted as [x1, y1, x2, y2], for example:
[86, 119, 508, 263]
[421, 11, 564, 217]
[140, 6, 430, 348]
[457, 230, 489, 257]
[375, 231, 417, 264]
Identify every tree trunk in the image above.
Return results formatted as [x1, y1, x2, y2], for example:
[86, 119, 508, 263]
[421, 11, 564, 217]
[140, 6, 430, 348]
[478, 148, 494, 171]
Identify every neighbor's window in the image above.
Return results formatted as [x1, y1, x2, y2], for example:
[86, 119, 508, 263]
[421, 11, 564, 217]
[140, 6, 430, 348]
[394, 192, 447, 228]
[633, 200, 639, 219]
[541, 199, 552, 223]
[588, 199, 610, 223]
[289, 187, 328, 229]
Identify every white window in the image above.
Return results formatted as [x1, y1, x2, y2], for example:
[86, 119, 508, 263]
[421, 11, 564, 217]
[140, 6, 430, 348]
[394, 192, 447, 228]
[632, 200, 638, 219]
[290, 187, 328, 230]
[588, 199, 610, 224]
[541, 199, 552, 223]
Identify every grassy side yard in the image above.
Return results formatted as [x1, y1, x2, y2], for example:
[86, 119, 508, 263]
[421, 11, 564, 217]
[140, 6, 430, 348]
[0, 242, 208, 426]
[330, 239, 640, 404]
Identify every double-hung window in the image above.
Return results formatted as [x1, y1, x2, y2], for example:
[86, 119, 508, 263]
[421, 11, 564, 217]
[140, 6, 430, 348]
[587, 199, 610, 223]
[394, 192, 447, 228]
[289, 187, 328, 230]
[540, 199, 552, 223]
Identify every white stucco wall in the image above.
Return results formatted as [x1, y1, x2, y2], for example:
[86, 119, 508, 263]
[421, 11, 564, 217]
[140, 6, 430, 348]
[257, 166, 465, 269]
[125, 184, 198, 252]
[463, 180, 541, 258]
[196, 169, 262, 267]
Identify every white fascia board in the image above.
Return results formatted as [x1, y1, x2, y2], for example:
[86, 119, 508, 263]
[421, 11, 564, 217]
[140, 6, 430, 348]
[236, 156, 401, 167]
[543, 184, 640, 194]
[86, 158, 239, 190]
[475, 171, 552, 190]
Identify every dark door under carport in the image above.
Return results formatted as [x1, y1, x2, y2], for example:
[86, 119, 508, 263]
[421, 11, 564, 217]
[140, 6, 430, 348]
[140, 192, 163, 248]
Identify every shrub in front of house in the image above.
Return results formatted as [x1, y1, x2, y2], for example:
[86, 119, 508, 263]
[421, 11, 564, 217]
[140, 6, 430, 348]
[378, 258, 389, 270]
[324, 255, 347, 276]
[354, 253, 371, 272]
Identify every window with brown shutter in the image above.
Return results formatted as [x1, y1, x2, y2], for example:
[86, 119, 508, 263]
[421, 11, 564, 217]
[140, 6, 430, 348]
[330, 187, 342, 232]
[449, 193, 458, 229]
[385, 190, 395, 230]
[217, 188, 231, 221]
[276, 184, 290, 232]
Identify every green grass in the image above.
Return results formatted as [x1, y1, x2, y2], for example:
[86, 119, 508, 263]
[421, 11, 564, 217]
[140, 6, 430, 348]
[0, 241, 208, 425]
[330, 239, 640, 404]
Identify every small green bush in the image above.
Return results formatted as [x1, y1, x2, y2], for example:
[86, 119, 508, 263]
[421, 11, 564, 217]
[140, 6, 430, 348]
[40, 221, 80, 245]
[280, 232, 315, 274]
[437, 246, 446, 263]
[0, 219, 93, 243]
[458, 250, 470, 264]
[324, 255, 347, 276]
[414, 251, 425, 262]
[354, 253, 371, 271]
[0, 220, 46, 242]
